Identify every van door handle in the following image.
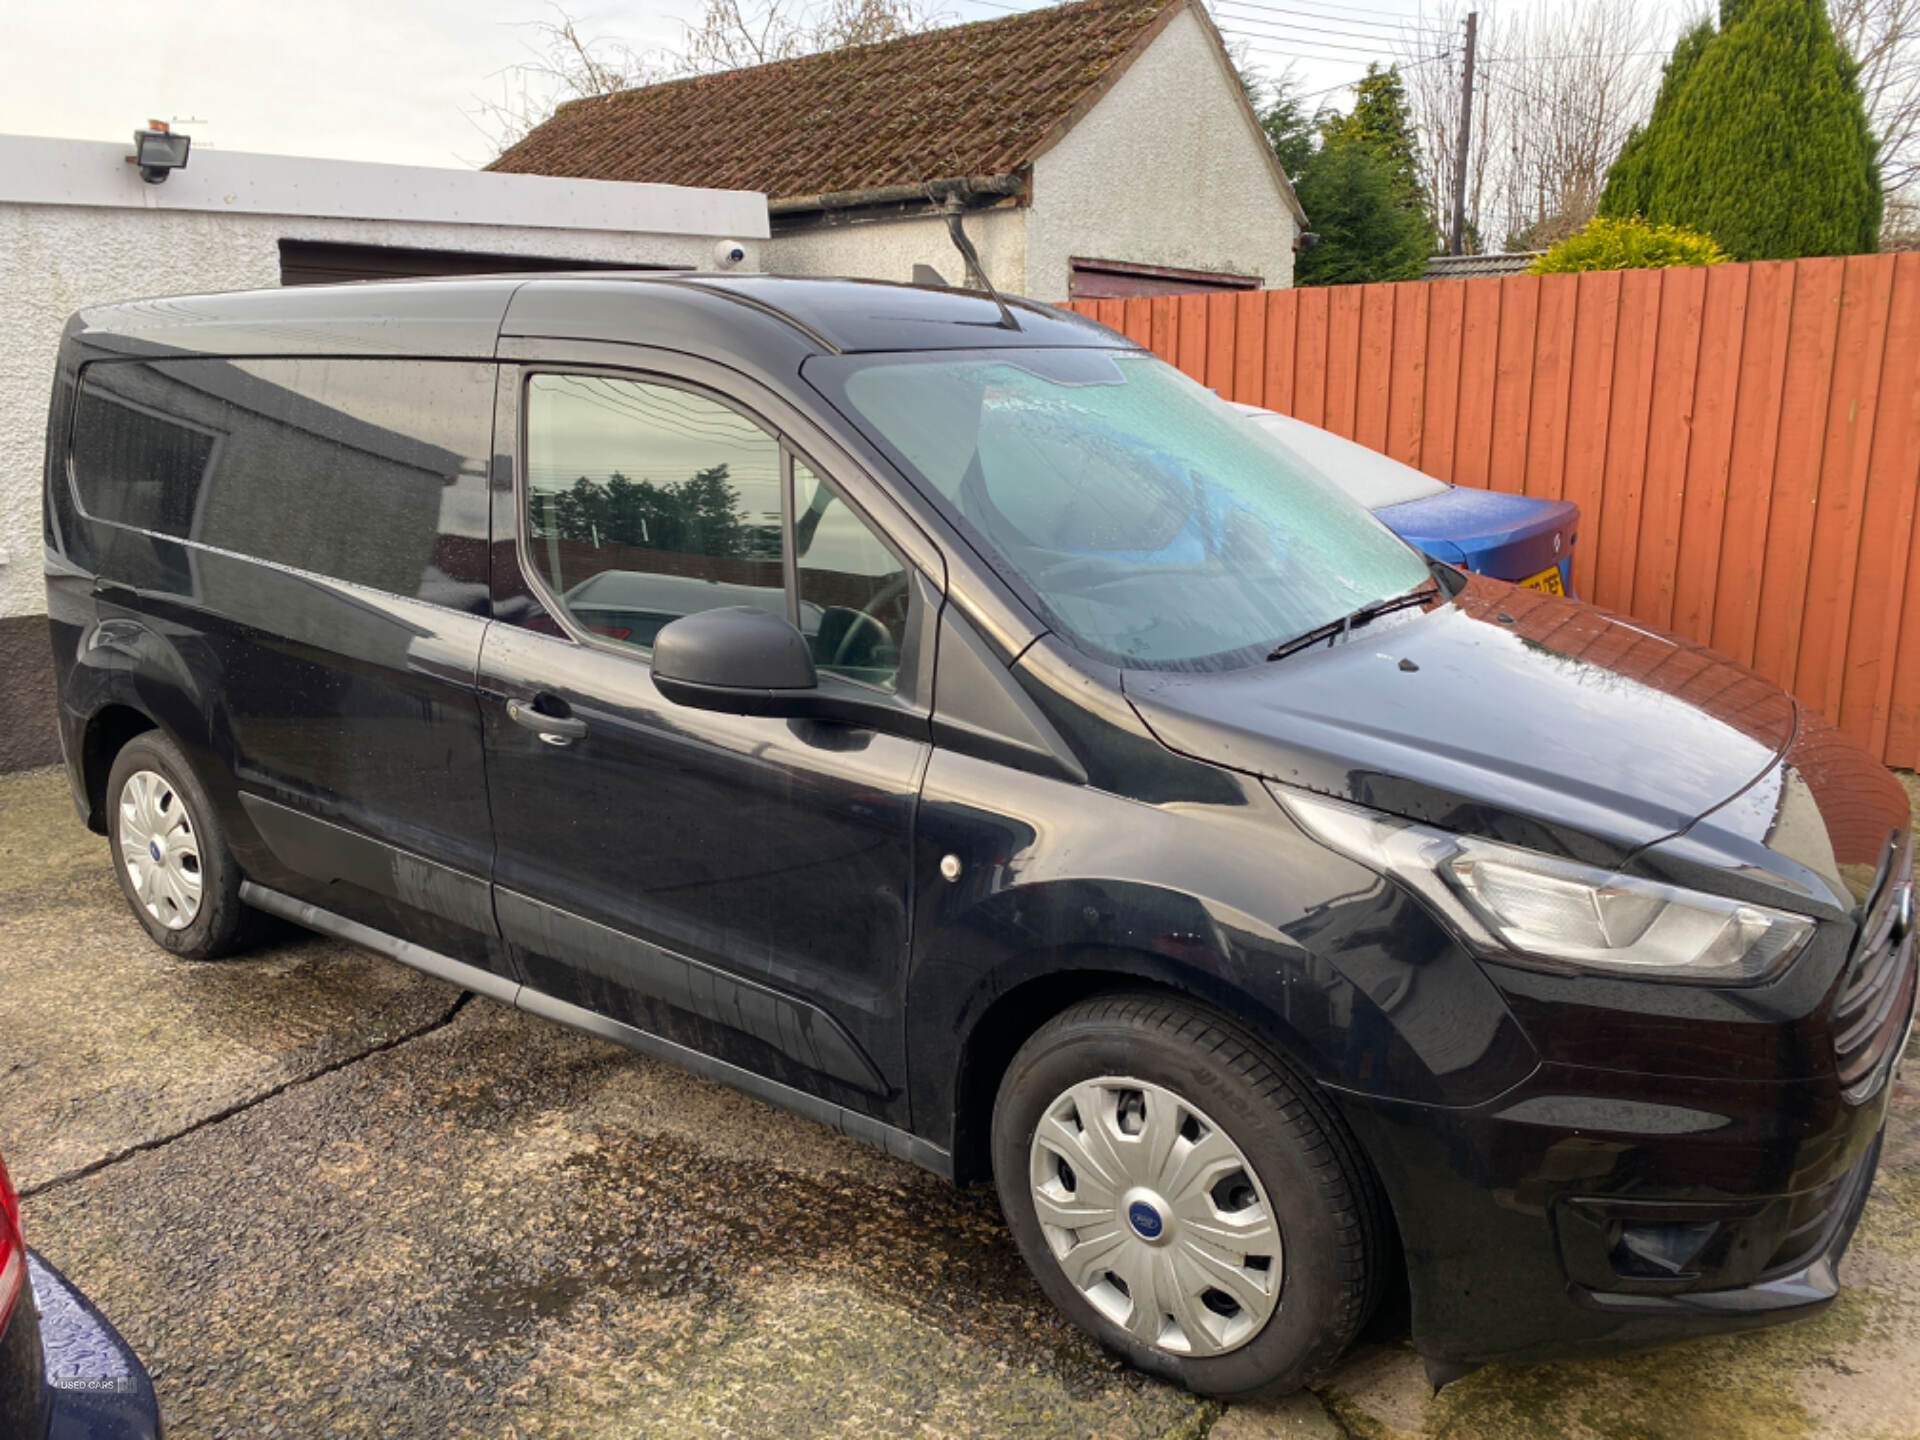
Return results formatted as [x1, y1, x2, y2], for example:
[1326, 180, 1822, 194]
[507, 697, 587, 746]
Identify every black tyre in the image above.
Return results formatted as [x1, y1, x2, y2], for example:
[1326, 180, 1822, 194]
[991, 993, 1385, 1399]
[106, 731, 259, 959]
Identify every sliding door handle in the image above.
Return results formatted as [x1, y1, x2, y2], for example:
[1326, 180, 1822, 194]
[507, 697, 588, 746]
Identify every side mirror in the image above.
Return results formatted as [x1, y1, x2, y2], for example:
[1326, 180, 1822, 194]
[651, 606, 819, 716]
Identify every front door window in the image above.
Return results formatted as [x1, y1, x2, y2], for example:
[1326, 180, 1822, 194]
[523, 373, 785, 649]
[792, 460, 909, 692]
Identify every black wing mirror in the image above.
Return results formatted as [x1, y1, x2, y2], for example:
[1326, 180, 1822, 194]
[651, 607, 819, 716]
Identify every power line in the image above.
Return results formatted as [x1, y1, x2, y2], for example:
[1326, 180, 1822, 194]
[1257, 50, 1450, 103]
[1214, 10, 1438, 48]
[957, 0, 1447, 33]
[1219, 29, 1406, 61]
[1212, 0, 1442, 21]
[1478, 48, 1672, 62]
[1213, 0, 1451, 38]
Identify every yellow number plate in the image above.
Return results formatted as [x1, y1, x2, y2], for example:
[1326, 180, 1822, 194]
[1519, 566, 1564, 595]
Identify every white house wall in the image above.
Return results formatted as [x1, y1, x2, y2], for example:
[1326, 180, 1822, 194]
[1025, 5, 1298, 300]
[767, 207, 1027, 294]
[0, 136, 768, 626]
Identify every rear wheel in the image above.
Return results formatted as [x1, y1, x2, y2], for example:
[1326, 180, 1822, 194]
[106, 732, 258, 959]
[991, 993, 1383, 1399]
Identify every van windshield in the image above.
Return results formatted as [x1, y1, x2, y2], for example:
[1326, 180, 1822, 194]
[808, 348, 1434, 671]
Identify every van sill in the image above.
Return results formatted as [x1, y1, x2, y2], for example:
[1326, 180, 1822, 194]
[237, 881, 953, 1179]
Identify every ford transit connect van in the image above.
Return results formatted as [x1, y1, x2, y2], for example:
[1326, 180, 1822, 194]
[43, 276, 1915, 1398]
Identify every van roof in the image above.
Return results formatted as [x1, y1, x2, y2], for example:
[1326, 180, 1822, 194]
[66, 272, 1132, 364]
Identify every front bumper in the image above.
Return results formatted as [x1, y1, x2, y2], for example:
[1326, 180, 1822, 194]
[1335, 1045, 1899, 1368]
[29, 1250, 161, 1440]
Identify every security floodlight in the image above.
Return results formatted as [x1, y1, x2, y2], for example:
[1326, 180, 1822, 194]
[133, 122, 190, 184]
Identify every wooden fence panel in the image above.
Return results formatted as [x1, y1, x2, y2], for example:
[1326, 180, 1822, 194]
[1294, 288, 1329, 428]
[1205, 292, 1237, 395]
[1864, 255, 1920, 759]
[1263, 289, 1298, 414]
[1455, 277, 1502, 489]
[1355, 284, 1395, 453]
[1387, 282, 1428, 469]
[1759, 259, 1845, 695]
[1524, 273, 1578, 501]
[1324, 285, 1363, 439]
[1489, 275, 1539, 502]
[1232, 290, 1267, 407]
[1069, 252, 1920, 769]
[1422, 280, 1466, 483]
[1670, 263, 1748, 644]
[1712, 260, 1797, 667]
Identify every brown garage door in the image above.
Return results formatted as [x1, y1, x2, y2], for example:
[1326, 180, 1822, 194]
[1068, 257, 1261, 299]
[277, 240, 681, 286]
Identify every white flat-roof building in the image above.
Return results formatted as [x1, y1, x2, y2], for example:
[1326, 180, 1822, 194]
[0, 133, 767, 768]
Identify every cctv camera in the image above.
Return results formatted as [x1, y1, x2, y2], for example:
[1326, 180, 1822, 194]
[712, 240, 748, 270]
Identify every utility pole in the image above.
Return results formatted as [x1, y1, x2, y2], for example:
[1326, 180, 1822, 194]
[1449, 10, 1478, 256]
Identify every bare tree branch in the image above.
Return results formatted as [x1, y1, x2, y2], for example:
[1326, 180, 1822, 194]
[679, 0, 944, 75]
[1397, 3, 1498, 248]
[1482, 0, 1657, 248]
[468, 6, 668, 156]
[1832, 0, 1920, 195]
[1399, 0, 1661, 252]
[471, 0, 943, 159]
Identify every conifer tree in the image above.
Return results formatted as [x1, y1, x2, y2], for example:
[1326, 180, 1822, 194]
[1598, 0, 1881, 258]
[1601, 20, 1715, 219]
[1321, 65, 1428, 213]
[1294, 142, 1435, 285]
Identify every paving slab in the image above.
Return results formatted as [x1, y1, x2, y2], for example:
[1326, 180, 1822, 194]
[22, 998, 1207, 1439]
[6, 764, 1920, 1439]
[0, 766, 461, 1191]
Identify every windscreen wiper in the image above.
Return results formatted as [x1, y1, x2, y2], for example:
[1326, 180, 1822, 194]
[1266, 580, 1440, 663]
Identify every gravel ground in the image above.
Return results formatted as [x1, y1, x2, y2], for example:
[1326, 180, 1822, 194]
[2, 764, 1917, 1440]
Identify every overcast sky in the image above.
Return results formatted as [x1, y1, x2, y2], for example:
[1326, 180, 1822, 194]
[2, 0, 1693, 172]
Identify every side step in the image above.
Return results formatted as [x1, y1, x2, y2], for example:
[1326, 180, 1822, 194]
[238, 881, 953, 1178]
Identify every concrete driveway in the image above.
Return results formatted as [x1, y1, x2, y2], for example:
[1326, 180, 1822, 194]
[2, 763, 1917, 1440]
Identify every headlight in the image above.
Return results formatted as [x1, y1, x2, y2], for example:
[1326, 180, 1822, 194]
[1275, 787, 1815, 984]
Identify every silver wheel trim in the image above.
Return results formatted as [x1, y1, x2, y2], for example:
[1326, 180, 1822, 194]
[1029, 1075, 1282, 1359]
[116, 769, 204, 931]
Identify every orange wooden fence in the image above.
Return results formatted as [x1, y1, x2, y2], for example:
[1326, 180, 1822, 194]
[1070, 254, 1920, 771]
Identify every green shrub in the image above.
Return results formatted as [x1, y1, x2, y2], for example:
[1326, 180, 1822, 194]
[1529, 216, 1732, 273]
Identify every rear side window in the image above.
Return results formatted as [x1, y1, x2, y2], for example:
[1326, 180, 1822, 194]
[523, 374, 785, 649]
[69, 358, 494, 606]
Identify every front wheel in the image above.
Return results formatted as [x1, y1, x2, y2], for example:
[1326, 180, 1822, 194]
[991, 994, 1385, 1399]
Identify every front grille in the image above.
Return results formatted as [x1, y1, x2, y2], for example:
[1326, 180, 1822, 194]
[1832, 835, 1916, 1102]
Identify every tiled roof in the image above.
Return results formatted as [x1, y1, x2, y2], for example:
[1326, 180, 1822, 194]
[1421, 252, 1543, 279]
[488, 0, 1186, 203]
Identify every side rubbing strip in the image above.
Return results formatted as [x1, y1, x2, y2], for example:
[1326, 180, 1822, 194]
[494, 888, 888, 1096]
[239, 881, 520, 1004]
[239, 794, 498, 937]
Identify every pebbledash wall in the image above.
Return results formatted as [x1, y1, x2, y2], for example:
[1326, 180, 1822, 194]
[769, 5, 1299, 299]
[0, 134, 767, 770]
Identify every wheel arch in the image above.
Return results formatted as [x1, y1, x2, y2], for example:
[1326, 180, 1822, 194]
[943, 947, 1355, 1189]
[951, 961, 1414, 1370]
[78, 702, 161, 832]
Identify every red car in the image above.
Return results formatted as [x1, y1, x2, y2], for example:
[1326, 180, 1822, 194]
[0, 1152, 161, 1439]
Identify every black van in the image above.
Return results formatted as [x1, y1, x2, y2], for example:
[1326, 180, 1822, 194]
[43, 276, 1915, 1398]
